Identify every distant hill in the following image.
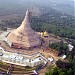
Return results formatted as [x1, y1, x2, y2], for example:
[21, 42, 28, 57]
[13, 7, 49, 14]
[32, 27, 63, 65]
[0, 0, 74, 16]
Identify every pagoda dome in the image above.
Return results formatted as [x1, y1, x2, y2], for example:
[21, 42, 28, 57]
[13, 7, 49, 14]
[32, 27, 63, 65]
[6, 9, 41, 49]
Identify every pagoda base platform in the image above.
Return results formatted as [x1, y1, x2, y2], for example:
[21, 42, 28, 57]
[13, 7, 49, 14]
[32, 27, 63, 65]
[0, 41, 44, 55]
[10, 43, 41, 50]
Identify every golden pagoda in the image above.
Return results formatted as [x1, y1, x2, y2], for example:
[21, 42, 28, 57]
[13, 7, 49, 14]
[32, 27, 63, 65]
[43, 31, 48, 37]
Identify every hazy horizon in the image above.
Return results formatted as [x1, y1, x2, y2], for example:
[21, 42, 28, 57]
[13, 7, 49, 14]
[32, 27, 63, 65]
[0, 0, 74, 16]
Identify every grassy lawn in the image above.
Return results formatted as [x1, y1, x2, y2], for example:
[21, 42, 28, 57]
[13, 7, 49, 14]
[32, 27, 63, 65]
[0, 61, 36, 74]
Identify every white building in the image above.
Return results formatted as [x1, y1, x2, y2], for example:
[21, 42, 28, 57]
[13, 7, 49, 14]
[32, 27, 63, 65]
[0, 48, 48, 67]
[68, 44, 74, 51]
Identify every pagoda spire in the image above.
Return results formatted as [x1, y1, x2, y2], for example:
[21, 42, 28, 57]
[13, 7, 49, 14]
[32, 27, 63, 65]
[17, 9, 32, 31]
[24, 9, 31, 23]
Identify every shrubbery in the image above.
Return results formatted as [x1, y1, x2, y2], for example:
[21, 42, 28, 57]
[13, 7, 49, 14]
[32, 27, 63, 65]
[49, 41, 68, 55]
